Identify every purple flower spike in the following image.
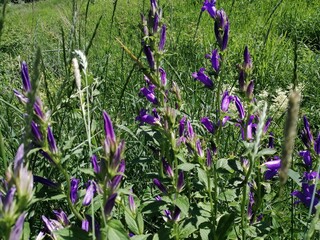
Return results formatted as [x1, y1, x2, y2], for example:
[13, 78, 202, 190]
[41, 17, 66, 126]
[13, 90, 28, 103]
[143, 45, 155, 70]
[153, 12, 159, 33]
[177, 171, 185, 192]
[211, 49, 220, 72]
[153, 178, 167, 194]
[222, 22, 229, 51]
[187, 121, 195, 140]
[246, 115, 255, 140]
[103, 111, 116, 144]
[83, 180, 96, 206]
[31, 121, 42, 142]
[136, 109, 160, 125]
[246, 80, 254, 99]
[110, 160, 125, 191]
[104, 193, 117, 216]
[196, 139, 204, 157]
[192, 68, 214, 89]
[201, 0, 217, 18]
[33, 175, 58, 188]
[91, 155, 101, 174]
[9, 213, 25, 240]
[140, 87, 158, 104]
[128, 189, 136, 213]
[3, 187, 16, 214]
[159, 24, 166, 51]
[292, 183, 319, 213]
[314, 133, 320, 155]
[82, 219, 89, 232]
[159, 67, 167, 86]
[264, 157, 281, 180]
[221, 91, 232, 112]
[302, 115, 313, 148]
[244, 46, 253, 70]
[238, 70, 245, 92]
[14, 144, 24, 173]
[206, 148, 212, 168]
[179, 116, 186, 137]
[234, 96, 245, 119]
[34, 97, 45, 120]
[162, 158, 174, 178]
[173, 206, 181, 222]
[299, 151, 312, 168]
[47, 127, 58, 154]
[150, 0, 158, 14]
[264, 117, 272, 133]
[70, 178, 79, 204]
[201, 117, 215, 134]
[53, 210, 69, 226]
[21, 61, 31, 92]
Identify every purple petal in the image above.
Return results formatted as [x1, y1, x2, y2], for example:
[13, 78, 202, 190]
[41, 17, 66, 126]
[162, 158, 174, 178]
[177, 171, 185, 192]
[83, 180, 96, 206]
[159, 67, 167, 86]
[244, 46, 252, 70]
[103, 111, 116, 144]
[53, 209, 69, 226]
[21, 61, 31, 92]
[221, 91, 231, 112]
[192, 68, 214, 89]
[201, 117, 215, 134]
[9, 213, 25, 240]
[140, 87, 158, 104]
[299, 151, 312, 168]
[47, 127, 58, 154]
[143, 45, 155, 70]
[91, 155, 101, 174]
[104, 193, 117, 216]
[234, 96, 245, 119]
[153, 178, 167, 194]
[159, 25, 166, 51]
[211, 49, 220, 72]
[70, 178, 79, 204]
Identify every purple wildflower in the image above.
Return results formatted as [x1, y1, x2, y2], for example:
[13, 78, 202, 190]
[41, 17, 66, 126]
[82, 219, 89, 232]
[110, 160, 125, 191]
[314, 133, 320, 155]
[103, 111, 116, 145]
[159, 25, 166, 51]
[179, 116, 186, 137]
[214, 9, 229, 51]
[234, 96, 245, 119]
[91, 155, 101, 174]
[196, 139, 204, 157]
[47, 127, 58, 154]
[243, 46, 253, 70]
[187, 120, 195, 140]
[201, 117, 215, 134]
[3, 187, 16, 214]
[246, 115, 255, 140]
[153, 178, 167, 194]
[162, 158, 174, 178]
[13, 90, 28, 103]
[9, 213, 25, 240]
[301, 115, 313, 148]
[21, 61, 31, 92]
[104, 193, 117, 216]
[143, 45, 155, 70]
[136, 109, 160, 125]
[83, 180, 96, 206]
[31, 121, 42, 142]
[246, 80, 254, 99]
[263, 157, 281, 180]
[153, 12, 159, 33]
[192, 68, 214, 89]
[159, 67, 167, 86]
[53, 210, 69, 226]
[173, 206, 181, 222]
[292, 183, 320, 213]
[206, 148, 212, 169]
[140, 87, 158, 104]
[221, 91, 232, 112]
[201, 0, 216, 18]
[177, 171, 185, 192]
[211, 49, 220, 72]
[14, 144, 24, 173]
[70, 178, 79, 204]
[238, 70, 245, 92]
[299, 151, 312, 168]
[264, 117, 272, 133]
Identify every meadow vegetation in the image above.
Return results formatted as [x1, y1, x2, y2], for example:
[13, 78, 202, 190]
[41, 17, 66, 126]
[0, 0, 320, 239]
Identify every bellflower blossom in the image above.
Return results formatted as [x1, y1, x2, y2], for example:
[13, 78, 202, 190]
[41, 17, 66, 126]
[221, 91, 233, 112]
[83, 180, 96, 206]
[192, 68, 214, 89]
[214, 9, 229, 51]
[140, 86, 158, 104]
[70, 178, 79, 204]
[292, 183, 320, 213]
[136, 109, 160, 125]
[104, 193, 117, 216]
[243, 46, 253, 70]
[201, 117, 215, 134]
[153, 178, 167, 194]
[211, 49, 220, 72]
[263, 156, 281, 180]
[201, 0, 217, 18]
[159, 24, 166, 51]
[21, 61, 31, 92]
[234, 96, 245, 119]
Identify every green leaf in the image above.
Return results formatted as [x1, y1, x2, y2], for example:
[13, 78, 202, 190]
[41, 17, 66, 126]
[125, 211, 139, 235]
[215, 212, 235, 240]
[178, 163, 196, 171]
[257, 148, 277, 157]
[142, 200, 167, 214]
[131, 234, 150, 240]
[197, 167, 208, 189]
[22, 221, 30, 240]
[288, 169, 302, 187]
[105, 219, 130, 240]
[175, 195, 189, 216]
[136, 212, 144, 234]
[79, 168, 95, 177]
[179, 222, 197, 239]
[216, 158, 233, 173]
[53, 226, 90, 240]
